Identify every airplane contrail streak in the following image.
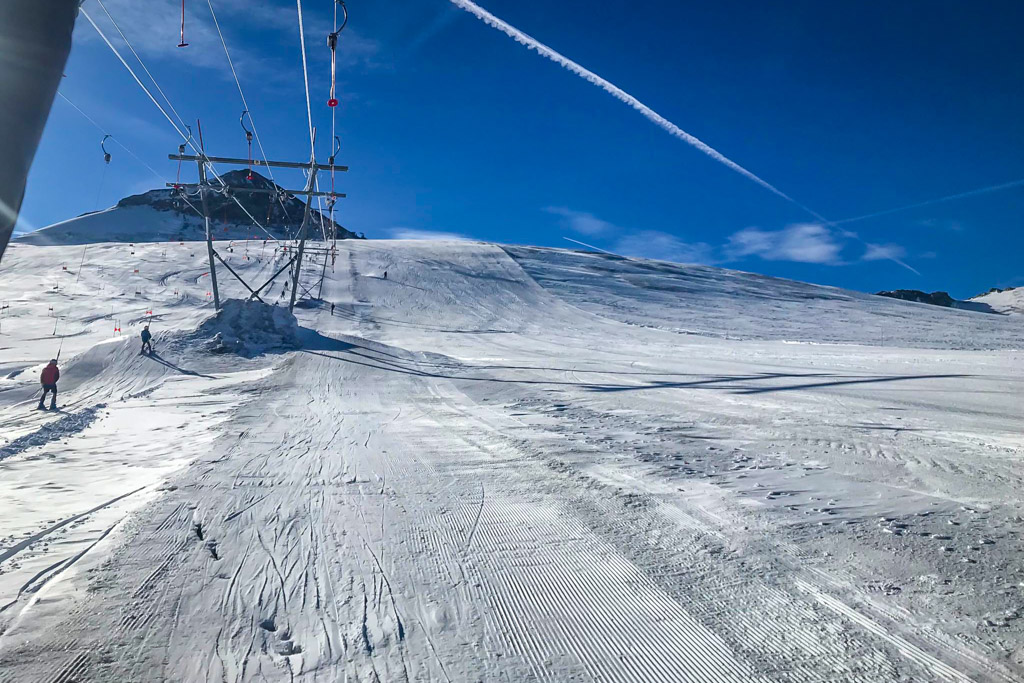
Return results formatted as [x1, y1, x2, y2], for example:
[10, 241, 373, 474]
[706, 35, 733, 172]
[835, 178, 1024, 225]
[448, 0, 828, 224]
[451, 0, 928, 275]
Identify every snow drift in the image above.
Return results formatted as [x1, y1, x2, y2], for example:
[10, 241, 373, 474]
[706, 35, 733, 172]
[189, 298, 300, 356]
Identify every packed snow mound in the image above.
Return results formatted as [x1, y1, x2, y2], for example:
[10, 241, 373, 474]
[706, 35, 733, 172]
[970, 286, 1024, 315]
[190, 299, 300, 356]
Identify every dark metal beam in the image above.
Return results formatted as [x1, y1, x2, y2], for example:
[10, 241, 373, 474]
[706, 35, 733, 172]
[288, 168, 318, 312]
[211, 249, 264, 303]
[167, 183, 345, 198]
[196, 160, 221, 310]
[168, 154, 347, 172]
[251, 256, 296, 299]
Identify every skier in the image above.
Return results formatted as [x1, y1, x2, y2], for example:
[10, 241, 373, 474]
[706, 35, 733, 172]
[383, 271, 387, 280]
[330, 302, 335, 316]
[38, 359, 59, 411]
[141, 325, 153, 355]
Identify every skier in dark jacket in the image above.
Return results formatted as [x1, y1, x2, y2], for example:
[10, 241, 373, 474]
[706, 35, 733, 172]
[38, 359, 59, 410]
[141, 325, 153, 355]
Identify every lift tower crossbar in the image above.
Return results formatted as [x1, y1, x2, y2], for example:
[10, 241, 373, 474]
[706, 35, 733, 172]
[171, 146, 343, 312]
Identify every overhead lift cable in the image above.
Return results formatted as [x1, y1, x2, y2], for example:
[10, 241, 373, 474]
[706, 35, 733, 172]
[326, 0, 347, 107]
[93, 0, 191, 134]
[296, 0, 316, 157]
[326, 1, 348, 239]
[206, 0, 291, 220]
[81, 5, 281, 243]
[57, 91, 167, 184]
[87, 0, 280, 235]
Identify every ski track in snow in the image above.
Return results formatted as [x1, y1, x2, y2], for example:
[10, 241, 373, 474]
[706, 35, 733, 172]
[0, 238, 1022, 681]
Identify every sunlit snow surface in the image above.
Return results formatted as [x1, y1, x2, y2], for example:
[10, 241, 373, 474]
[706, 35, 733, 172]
[0, 237, 1022, 682]
[972, 287, 1024, 316]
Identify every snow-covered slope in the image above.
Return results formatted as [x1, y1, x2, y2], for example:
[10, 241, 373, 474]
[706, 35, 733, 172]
[507, 245, 1024, 349]
[15, 205, 211, 245]
[972, 287, 1024, 315]
[0, 238, 1022, 682]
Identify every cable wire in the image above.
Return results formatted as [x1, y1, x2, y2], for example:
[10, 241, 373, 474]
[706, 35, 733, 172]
[56, 91, 166, 183]
[81, 6, 281, 243]
[93, 0, 191, 134]
[295, 0, 315, 157]
[206, 0, 290, 219]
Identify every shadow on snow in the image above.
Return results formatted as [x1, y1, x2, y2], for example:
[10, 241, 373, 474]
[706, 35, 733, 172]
[296, 329, 969, 396]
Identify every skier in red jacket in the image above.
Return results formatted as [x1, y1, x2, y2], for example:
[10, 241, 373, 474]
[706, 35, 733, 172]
[38, 359, 59, 411]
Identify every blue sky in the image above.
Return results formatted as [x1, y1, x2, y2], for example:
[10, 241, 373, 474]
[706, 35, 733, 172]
[19, 0, 1024, 298]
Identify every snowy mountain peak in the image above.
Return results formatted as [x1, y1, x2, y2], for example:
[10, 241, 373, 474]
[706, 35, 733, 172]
[17, 170, 362, 246]
[969, 285, 1024, 315]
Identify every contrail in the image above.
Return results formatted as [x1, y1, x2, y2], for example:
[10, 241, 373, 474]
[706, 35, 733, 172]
[563, 237, 620, 256]
[448, 0, 828, 224]
[835, 177, 1024, 226]
[452, 0, 925, 275]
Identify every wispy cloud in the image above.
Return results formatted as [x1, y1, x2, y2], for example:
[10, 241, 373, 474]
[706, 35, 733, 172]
[918, 218, 965, 233]
[862, 243, 907, 262]
[545, 207, 617, 236]
[388, 228, 473, 241]
[549, 204, 920, 273]
[78, 0, 381, 86]
[725, 224, 843, 264]
[79, 0, 233, 72]
[546, 207, 711, 264]
[860, 242, 920, 275]
[614, 230, 714, 264]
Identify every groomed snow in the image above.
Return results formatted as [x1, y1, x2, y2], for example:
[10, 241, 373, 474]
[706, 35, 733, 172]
[0, 238, 1022, 681]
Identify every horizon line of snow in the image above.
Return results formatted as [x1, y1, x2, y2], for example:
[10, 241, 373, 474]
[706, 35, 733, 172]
[563, 236, 620, 256]
[447, 0, 829, 225]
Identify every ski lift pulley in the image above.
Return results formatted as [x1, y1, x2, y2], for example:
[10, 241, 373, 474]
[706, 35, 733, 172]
[240, 110, 254, 180]
[326, 1, 348, 107]
[328, 135, 341, 167]
[175, 125, 192, 186]
[178, 124, 193, 156]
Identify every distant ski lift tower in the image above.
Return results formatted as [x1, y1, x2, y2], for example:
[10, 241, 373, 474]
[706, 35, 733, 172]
[168, 144, 347, 312]
[0, 0, 78, 264]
